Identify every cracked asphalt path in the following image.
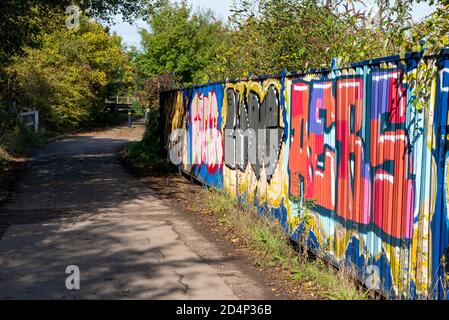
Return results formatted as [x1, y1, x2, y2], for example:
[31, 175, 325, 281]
[0, 123, 276, 300]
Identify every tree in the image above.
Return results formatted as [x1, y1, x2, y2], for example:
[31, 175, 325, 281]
[212, 0, 437, 78]
[133, 0, 228, 85]
[6, 16, 133, 130]
[213, 0, 346, 78]
[405, 1, 449, 53]
[0, 0, 158, 67]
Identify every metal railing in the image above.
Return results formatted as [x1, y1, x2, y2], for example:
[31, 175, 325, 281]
[105, 96, 138, 105]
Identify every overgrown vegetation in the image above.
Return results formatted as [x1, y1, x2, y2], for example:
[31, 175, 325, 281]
[0, 0, 161, 194]
[0, 126, 52, 198]
[0, 127, 48, 157]
[5, 16, 133, 132]
[124, 108, 175, 173]
[203, 189, 369, 300]
[0, 3, 138, 178]
[132, 0, 227, 86]
[124, 138, 174, 173]
[2, 0, 448, 134]
[130, 0, 449, 86]
[0, 1, 141, 138]
[216, 0, 448, 78]
[131, 101, 145, 117]
[0, 0, 156, 67]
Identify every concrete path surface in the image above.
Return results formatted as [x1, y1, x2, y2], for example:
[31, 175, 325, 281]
[0, 123, 275, 300]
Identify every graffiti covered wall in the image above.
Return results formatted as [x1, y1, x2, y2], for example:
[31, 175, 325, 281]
[160, 50, 449, 299]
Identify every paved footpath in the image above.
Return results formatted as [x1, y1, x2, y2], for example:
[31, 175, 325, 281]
[0, 123, 276, 300]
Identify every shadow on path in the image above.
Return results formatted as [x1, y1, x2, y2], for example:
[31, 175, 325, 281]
[0, 125, 264, 300]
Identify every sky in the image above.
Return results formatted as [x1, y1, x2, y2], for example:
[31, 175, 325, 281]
[109, 0, 232, 48]
[108, 0, 435, 48]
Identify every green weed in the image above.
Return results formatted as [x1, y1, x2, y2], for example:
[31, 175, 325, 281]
[203, 189, 368, 300]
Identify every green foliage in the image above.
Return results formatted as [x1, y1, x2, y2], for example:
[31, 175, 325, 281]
[134, 73, 175, 109]
[405, 1, 449, 53]
[125, 139, 173, 173]
[124, 108, 175, 173]
[213, 0, 345, 77]
[0, 1, 61, 67]
[133, 0, 228, 85]
[209, 0, 447, 79]
[129, 0, 448, 94]
[204, 189, 236, 217]
[0, 103, 20, 135]
[0, 0, 157, 67]
[291, 261, 368, 300]
[203, 189, 368, 300]
[0, 124, 50, 160]
[74, 0, 160, 22]
[0, 0, 154, 134]
[6, 16, 133, 131]
[1, 126, 48, 157]
[131, 101, 145, 117]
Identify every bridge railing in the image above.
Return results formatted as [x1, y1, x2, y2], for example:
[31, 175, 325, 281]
[105, 96, 138, 105]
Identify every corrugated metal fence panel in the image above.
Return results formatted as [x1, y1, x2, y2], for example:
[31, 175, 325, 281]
[159, 51, 449, 299]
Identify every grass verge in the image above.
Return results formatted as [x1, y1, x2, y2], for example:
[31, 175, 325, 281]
[203, 189, 369, 300]
[123, 137, 175, 175]
[0, 126, 52, 200]
[123, 108, 176, 175]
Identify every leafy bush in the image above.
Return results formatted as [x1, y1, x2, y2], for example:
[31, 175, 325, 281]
[0, 125, 47, 157]
[6, 16, 133, 132]
[133, 1, 227, 85]
[131, 101, 145, 117]
[124, 108, 175, 173]
[134, 73, 175, 109]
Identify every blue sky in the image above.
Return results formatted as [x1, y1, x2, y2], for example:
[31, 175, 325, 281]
[108, 0, 435, 48]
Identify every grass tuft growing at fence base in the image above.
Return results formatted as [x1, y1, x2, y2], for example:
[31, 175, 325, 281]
[204, 189, 369, 300]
